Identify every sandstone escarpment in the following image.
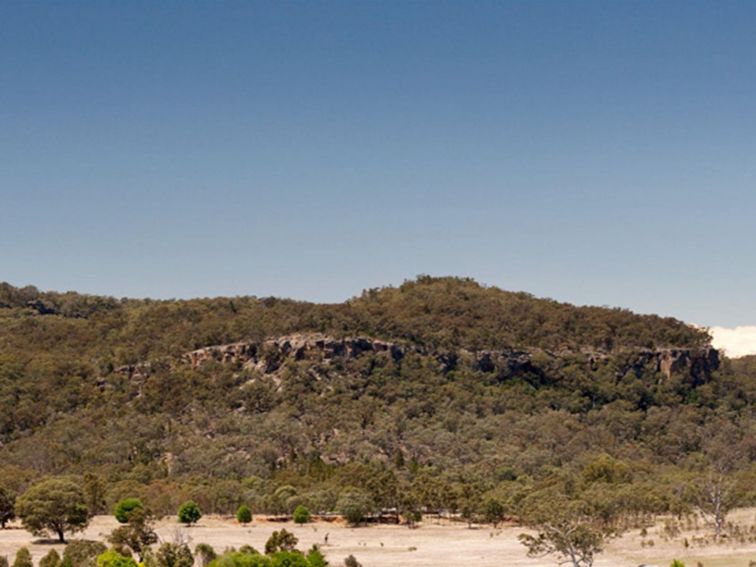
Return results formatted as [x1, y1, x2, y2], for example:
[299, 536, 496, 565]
[640, 347, 719, 383]
[176, 333, 719, 386]
[183, 333, 406, 373]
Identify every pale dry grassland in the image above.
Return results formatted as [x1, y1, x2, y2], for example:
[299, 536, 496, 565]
[1, 509, 754, 567]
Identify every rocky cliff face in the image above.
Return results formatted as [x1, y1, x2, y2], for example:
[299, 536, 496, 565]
[171, 333, 719, 386]
[646, 347, 719, 383]
[183, 334, 406, 373]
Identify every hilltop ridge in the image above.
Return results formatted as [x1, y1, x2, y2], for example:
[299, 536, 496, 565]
[0, 276, 708, 359]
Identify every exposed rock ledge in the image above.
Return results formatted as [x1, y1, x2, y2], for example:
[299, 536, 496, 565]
[182, 334, 406, 374]
[122, 333, 718, 385]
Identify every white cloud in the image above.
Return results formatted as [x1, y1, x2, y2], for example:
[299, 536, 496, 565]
[709, 326, 756, 358]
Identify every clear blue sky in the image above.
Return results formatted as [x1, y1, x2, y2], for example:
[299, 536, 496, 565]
[1, 1, 755, 327]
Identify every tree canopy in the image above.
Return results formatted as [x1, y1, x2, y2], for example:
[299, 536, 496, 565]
[15, 478, 89, 543]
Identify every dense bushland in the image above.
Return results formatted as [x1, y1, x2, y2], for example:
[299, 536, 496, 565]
[0, 277, 752, 537]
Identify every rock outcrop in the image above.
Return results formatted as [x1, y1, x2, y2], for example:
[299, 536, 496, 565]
[112, 332, 719, 390]
[183, 333, 406, 373]
[184, 341, 259, 370]
[176, 333, 719, 386]
[614, 348, 719, 384]
[658, 347, 720, 383]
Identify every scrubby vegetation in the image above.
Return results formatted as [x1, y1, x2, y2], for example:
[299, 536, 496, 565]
[219, 530, 328, 567]
[0, 277, 753, 566]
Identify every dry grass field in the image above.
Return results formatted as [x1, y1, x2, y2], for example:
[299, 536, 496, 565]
[1, 510, 754, 567]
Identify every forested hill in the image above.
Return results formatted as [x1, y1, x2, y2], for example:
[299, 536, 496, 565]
[0, 275, 708, 362]
[0, 277, 751, 521]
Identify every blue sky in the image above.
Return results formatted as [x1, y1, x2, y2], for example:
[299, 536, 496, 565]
[1, 1, 755, 330]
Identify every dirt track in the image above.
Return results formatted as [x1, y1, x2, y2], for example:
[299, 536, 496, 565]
[1, 510, 754, 566]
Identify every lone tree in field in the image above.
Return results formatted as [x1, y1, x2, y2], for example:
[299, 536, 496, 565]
[517, 488, 620, 567]
[15, 477, 89, 543]
[235, 504, 252, 524]
[689, 466, 742, 540]
[688, 418, 749, 540]
[177, 500, 202, 526]
[293, 505, 311, 524]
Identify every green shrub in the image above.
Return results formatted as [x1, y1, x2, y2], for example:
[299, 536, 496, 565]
[305, 546, 326, 567]
[236, 504, 252, 524]
[207, 551, 269, 567]
[195, 544, 217, 567]
[238, 546, 258, 555]
[269, 552, 308, 567]
[482, 498, 505, 527]
[336, 489, 373, 526]
[40, 550, 61, 567]
[292, 506, 310, 524]
[114, 499, 144, 524]
[177, 501, 202, 526]
[63, 540, 107, 567]
[403, 509, 422, 527]
[108, 505, 158, 561]
[670, 561, 685, 567]
[96, 550, 138, 567]
[265, 530, 298, 554]
[155, 543, 193, 567]
[12, 548, 32, 567]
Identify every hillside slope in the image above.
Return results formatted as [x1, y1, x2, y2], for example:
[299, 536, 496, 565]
[0, 277, 751, 518]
